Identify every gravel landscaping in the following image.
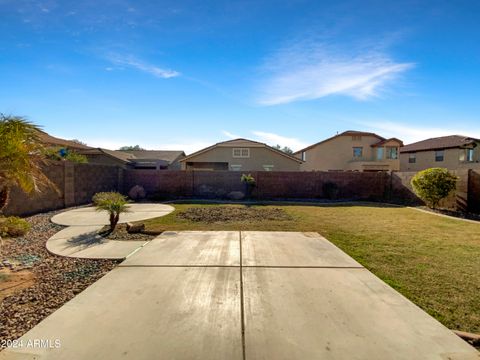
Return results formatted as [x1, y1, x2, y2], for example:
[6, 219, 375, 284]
[0, 210, 119, 343]
[176, 206, 293, 223]
[99, 223, 158, 241]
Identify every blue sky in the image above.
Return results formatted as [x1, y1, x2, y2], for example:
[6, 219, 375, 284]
[1, 0, 480, 153]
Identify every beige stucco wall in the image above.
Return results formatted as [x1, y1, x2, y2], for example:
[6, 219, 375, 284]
[181, 146, 301, 171]
[297, 135, 401, 171]
[400, 146, 480, 171]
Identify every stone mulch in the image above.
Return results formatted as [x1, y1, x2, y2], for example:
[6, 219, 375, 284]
[98, 223, 158, 241]
[176, 206, 293, 223]
[0, 210, 119, 343]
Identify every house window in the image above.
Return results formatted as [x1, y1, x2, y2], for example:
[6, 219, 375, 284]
[466, 148, 474, 162]
[232, 148, 250, 158]
[435, 150, 444, 162]
[352, 135, 362, 141]
[230, 164, 242, 171]
[301, 151, 306, 161]
[386, 147, 398, 160]
[376, 147, 384, 160]
[262, 165, 274, 171]
[353, 147, 363, 159]
[409, 154, 416, 163]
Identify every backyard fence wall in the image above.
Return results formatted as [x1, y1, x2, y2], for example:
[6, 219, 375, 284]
[123, 170, 390, 201]
[5, 165, 480, 216]
[4, 162, 123, 216]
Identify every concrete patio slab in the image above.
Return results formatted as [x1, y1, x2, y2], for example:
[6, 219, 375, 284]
[243, 267, 478, 360]
[46, 225, 147, 259]
[50, 203, 174, 226]
[241, 231, 363, 267]
[0, 267, 242, 360]
[121, 231, 240, 266]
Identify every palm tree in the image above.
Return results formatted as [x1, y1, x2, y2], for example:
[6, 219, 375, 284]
[0, 115, 54, 213]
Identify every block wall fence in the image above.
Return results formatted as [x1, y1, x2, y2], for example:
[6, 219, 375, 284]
[4, 162, 480, 216]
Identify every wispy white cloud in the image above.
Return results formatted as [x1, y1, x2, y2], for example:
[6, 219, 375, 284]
[222, 130, 240, 139]
[257, 40, 414, 105]
[251, 131, 309, 151]
[106, 53, 180, 79]
[359, 121, 480, 144]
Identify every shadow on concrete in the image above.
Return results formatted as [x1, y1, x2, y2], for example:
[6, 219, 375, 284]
[66, 231, 107, 248]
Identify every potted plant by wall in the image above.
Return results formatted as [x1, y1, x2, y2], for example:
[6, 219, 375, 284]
[241, 174, 256, 198]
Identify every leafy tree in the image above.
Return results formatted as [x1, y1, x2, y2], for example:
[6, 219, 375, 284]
[273, 144, 293, 154]
[92, 192, 129, 231]
[411, 168, 457, 209]
[0, 115, 55, 213]
[44, 147, 88, 163]
[119, 145, 144, 151]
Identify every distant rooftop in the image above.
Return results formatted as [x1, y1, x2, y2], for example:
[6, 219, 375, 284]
[400, 135, 480, 153]
[38, 131, 93, 150]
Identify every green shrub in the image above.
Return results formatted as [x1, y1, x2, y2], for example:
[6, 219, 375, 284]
[0, 216, 31, 237]
[411, 168, 457, 209]
[240, 174, 256, 186]
[92, 192, 129, 231]
[44, 147, 88, 163]
[64, 151, 88, 163]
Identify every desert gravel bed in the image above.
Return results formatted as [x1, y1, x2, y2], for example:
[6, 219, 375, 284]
[177, 206, 293, 223]
[0, 209, 119, 343]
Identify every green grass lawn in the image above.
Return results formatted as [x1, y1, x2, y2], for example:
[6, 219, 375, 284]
[143, 202, 480, 334]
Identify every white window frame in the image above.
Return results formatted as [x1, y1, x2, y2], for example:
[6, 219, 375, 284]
[301, 151, 306, 161]
[409, 154, 416, 163]
[386, 146, 398, 160]
[262, 165, 274, 171]
[466, 148, 474, 162]
[353, 147, 363, 159]
[435, 150, 444, 162]
[230, 164, 242, 171]
[232, 148, 250, 158]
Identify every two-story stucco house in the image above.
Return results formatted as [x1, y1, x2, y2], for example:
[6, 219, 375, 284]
[400, 135, 480, 171]
[179, 138, 303, 171]
[293, 131, 403, 172]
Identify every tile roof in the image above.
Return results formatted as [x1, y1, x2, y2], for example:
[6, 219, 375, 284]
[38, 131, 93, 150]
[400, 135, 480, 153]
[180, 138, 303, 163]
[81, 148, 185, 164]
[293, 130, 387, 154]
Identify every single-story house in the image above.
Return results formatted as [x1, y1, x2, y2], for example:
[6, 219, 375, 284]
[294, 130, 403, 172]
[400, 135, 480, 171]
[179, 138, 303, 171]
[80, 148, 186, 170]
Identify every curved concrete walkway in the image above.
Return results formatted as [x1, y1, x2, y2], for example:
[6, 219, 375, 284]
[47, 203, 174, 259]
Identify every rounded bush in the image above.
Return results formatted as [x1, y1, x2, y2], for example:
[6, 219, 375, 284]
[0, 216, 31, 237]
[128, 185, 146, 200]
[411, 168, 457, 209]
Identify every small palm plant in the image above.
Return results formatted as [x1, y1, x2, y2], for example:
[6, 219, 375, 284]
[92, 192, 129, 232]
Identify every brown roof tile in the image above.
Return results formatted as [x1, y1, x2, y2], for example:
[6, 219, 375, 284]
[400, 135, 479, 153]
[38, 131, 93, 150]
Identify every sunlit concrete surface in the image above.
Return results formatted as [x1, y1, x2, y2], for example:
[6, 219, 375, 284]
[2, 231, 478, 359]
[50, 203, 174, 226]
[242, 231, 362, 267]
[243, 267, 478, 360]
[120, 231, 240, 266]
[0, 267, 242, 360]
